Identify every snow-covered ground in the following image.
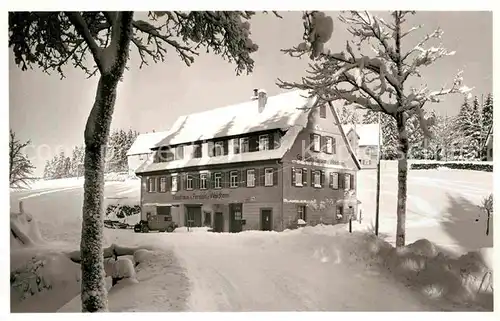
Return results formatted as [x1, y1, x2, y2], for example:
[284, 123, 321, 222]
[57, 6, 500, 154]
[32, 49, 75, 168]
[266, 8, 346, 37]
[9, 168, 494, 312]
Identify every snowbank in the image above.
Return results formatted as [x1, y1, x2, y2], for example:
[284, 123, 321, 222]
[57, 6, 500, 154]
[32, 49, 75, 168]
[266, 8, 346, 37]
[290, 226, 494, 307]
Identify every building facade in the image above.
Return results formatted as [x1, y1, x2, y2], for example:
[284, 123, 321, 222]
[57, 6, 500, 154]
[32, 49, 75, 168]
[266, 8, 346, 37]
[343, 124, 381, 169]
[485, 126, 493, 161]
[136, 90, 361, 232]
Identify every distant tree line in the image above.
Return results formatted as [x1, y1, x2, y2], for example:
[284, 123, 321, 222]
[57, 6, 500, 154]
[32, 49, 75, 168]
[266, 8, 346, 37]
[358, 93, 493, 161]
[43, 129, 139, 179]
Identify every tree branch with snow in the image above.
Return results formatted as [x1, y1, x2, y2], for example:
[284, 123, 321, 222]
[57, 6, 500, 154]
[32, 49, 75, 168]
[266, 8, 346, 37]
[279, 10, 472, 247]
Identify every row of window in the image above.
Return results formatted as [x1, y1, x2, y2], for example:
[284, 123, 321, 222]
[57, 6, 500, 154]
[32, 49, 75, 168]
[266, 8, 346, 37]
[296, 204, 346, 222]
[291, 167, 354, 190]
[155, 132, 280, 163]
[147, 167, 278, 192]
[310, 133, 336, 154]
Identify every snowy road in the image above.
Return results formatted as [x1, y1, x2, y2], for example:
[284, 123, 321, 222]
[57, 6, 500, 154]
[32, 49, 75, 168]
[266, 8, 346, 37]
[10, 169, 493, 312]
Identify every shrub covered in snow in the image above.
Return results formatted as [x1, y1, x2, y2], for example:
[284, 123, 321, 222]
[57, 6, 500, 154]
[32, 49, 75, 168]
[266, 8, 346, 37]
[411, 162, 492, 172]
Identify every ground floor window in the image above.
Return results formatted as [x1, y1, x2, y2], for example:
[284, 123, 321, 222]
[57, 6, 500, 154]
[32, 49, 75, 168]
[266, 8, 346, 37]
[336, 205, 344, 219]
[297, 205, 306, 221]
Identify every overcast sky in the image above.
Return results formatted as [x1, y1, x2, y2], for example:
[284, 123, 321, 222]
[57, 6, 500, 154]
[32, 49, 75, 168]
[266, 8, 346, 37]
[9, 11, 492, 176]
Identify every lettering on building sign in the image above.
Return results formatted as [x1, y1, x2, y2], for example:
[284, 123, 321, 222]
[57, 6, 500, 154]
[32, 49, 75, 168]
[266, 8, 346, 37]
[173, 192, 230, 201]
[296, 154, 345, 166]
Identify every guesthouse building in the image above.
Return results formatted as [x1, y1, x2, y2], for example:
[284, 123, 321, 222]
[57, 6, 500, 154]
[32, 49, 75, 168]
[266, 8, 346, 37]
[342, 124, 382, 169]
[135, 89, 361, 232]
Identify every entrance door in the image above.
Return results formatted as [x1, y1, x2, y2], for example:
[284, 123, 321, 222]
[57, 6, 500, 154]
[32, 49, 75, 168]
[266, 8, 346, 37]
[260, 208, 273, 231]
[214, 212, 224, 233]
[229, 203, 243, 233]
[185, 206, 202, 227]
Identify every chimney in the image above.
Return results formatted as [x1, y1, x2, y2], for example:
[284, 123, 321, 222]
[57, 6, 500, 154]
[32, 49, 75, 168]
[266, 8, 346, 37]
[257, 89, 267, 113]
[251, 88, 259, 100]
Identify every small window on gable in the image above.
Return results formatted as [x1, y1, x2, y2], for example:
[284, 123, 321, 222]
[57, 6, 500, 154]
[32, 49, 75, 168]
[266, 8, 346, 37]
[264, 168, 273, 186]
[319, 105, 326, 118]
[295, 168, 303, 187]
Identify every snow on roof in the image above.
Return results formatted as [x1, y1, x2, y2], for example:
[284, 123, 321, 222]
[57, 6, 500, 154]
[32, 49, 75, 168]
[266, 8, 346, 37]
[154, 90, 314, 148]
[138, 125, 304, 173]
[127, 131, 170, 156]
[342, 124, 381, 146]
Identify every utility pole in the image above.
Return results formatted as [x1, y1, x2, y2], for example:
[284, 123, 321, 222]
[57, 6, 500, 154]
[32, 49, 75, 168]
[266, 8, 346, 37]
[375, 112, 382, 236]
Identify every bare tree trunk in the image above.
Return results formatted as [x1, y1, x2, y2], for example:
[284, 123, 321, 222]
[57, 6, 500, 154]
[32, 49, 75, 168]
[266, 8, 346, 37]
[80, 76, 119, 312]
[394, 12, 407, 248]
[395, 112, 409, 247]
[486, 211, 490, 236]
[80, 12, 134, 312]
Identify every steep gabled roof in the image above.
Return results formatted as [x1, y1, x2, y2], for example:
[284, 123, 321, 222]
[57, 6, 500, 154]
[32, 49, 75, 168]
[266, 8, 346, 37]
[342, 124, 382, 146]
[126, 131, 170, 156]
[137, 90, 361, 173]
[154, 90, 314, 148]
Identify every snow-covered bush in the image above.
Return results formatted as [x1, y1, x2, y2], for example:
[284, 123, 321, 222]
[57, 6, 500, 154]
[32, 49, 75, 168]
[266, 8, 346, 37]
[411, 162, 492, 172]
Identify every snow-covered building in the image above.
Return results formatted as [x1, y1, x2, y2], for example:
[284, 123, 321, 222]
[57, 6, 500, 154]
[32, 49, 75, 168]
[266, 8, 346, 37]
[484, 125, 493, 161]
[135, 89, 361, 232]
[126, 131, 169, 176]
[342, 124, 382, 169]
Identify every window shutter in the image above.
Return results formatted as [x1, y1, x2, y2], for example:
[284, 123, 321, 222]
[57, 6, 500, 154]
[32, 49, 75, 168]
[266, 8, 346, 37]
[303, 168, 308, 186]
[291, 167, 296, 186]
[260, 168, 265, 186]
[310, 133, 315, 151]
[253, 168, 258, 186]
[338, 173, 343, 189]
[241, 169, 246, 186]
[178, 146, 184, 159]
[321, 170, 325, 188]
[333, 138, 337, 154]
[207, 172, 213, 189]
[208, 142, 214, 157]
[156, 177, 160, 192]
[166, 175, 171, 191]
[273, 167, 278, 186]
[320, 136, 326, 152]
[269, 133, 275, 150]
[329, 173, 333, 188]
[249, 136, 258, 152]
[193, 173, 199, 189]
[223, 140, 229, 156]
[350, 173, 355, 190]
[219, 172, 225, 188]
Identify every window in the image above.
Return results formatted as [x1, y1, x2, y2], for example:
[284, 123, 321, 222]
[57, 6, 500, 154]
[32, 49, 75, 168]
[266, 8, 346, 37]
[344, 174, 351, 190]
[326, 137, 333, 154]
[160, 177, 166, 192]
[264, 168, 274, 186]
[230, 171, 238, 188]
[175, 146, 184, 159]
[186, 174, 193, 190]
[319, 105, 326, 118]
[297, 205, 307, 221]
[148, 177, 156, 192]
[232, 138, 240, 154]
[214, 172, 222, 189]
[330, 172, 339, 189]
[159, 148, 174, 162]
[259, 135, 269, 151]
[193, 144, 202, 158]
[200, 173, 207, 189]
[363, 159, 372, 165]
[246, 169, 255, 187]
[157, 206, 171, 216]
[204, 212, 212, 226]
[336, 206, 344, 219]
[295, 168, 303, 186]
[214, 141, 224, 156]
[313, 134, 321, 152]
[171, 175, 178, 192]
[240, 137, 249, 153]
[314, 170, 321, 188]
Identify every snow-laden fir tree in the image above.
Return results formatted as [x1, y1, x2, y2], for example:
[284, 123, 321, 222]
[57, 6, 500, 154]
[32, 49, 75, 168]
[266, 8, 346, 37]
[456, 96, 482, 160]
[363, 110, 399, 159]
[429, 115, 456, 161]
[337, 104, 360, 124]
[481, 93, 493, 159]
[9, 11, 279, 312]
[9, 130, 35, 188]
[279, 11, 472, 246]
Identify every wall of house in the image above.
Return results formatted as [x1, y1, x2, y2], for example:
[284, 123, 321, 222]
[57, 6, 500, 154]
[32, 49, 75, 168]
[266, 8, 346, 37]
[140, 160, 284, 231]
[358, 145, 379, 169]
[281, 102, 359, 225]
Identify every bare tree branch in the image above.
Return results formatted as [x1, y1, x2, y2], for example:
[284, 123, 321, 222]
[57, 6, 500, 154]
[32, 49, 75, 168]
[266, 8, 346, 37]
[65, 12, 104, 73]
